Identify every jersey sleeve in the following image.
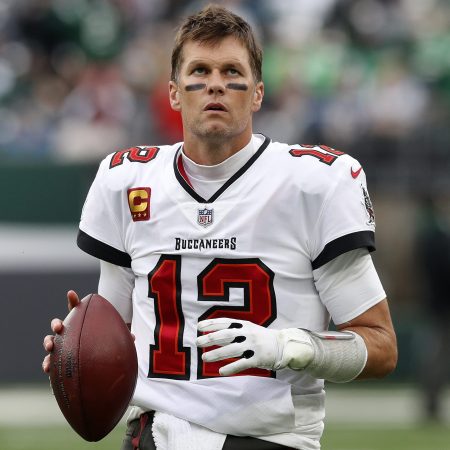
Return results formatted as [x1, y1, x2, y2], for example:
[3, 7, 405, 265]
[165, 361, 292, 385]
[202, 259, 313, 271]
[98, 260, 134, 323]
[77, 157, 132, 268]
[313, 248, 386, 324]
[310, 159, 376, 270]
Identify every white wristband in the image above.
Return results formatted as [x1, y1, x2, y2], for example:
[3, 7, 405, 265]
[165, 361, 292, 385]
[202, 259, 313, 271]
[305, 330, 367, 383]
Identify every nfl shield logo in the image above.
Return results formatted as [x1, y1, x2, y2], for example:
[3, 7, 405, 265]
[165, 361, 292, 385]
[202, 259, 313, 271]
[198, 207, 214, 227]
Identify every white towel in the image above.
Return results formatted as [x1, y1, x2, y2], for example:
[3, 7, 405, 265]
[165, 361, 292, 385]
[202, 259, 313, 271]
[152, 411, 226, 450]
[132, 376, 296, 435]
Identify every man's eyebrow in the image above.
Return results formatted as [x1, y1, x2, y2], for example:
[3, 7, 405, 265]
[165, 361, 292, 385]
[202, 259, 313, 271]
[185, 59, 247, 70]
[185, 59, 210, 68]
[223, 62, 247, 73]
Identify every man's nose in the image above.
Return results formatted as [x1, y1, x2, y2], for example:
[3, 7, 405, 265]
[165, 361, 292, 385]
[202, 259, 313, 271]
[207, 70, 225, 95]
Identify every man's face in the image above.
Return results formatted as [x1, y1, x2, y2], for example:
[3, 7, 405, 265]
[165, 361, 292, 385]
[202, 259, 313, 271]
[169, 36, 264, 143]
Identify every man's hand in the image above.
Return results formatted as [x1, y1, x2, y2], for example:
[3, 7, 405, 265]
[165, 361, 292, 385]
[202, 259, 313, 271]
[42, 290, 80, 373]
[196, 318, 314, 376]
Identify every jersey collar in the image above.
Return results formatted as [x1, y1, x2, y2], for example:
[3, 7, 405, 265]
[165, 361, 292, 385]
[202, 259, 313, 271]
[173, 135, 271, 204]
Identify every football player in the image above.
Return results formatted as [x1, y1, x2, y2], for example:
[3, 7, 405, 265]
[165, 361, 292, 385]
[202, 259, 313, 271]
[43, 5, 397, 450]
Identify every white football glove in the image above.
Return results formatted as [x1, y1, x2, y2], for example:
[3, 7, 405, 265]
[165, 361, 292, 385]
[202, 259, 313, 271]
[196, 318, 314, 376]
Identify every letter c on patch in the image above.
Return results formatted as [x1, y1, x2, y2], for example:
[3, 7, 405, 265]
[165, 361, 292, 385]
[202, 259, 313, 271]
[128, 187, 151, 221]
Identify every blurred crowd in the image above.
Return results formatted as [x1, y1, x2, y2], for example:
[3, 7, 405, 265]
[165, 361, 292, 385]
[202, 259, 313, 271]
[1, 0, 449, 414]
[0, 0, 449, 192]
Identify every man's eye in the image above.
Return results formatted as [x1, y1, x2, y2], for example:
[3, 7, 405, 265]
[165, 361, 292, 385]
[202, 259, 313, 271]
[193, 68, 206, 75]
[228, 69, 239, 75]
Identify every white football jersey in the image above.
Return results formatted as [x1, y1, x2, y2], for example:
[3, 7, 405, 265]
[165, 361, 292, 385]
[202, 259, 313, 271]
[78, 135, 378, 449]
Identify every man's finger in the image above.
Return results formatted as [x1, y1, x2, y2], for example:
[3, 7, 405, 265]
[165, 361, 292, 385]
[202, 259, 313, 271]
[219, 358, 253, 376]
[51, 318, 64, 334]
[197, 318, 235, 333]
[196, 328, 238, 347]
[67, 290, 80, 311]
[202, 343, 244, 362]
[42, 355, 51, 373]
[43, 335, 55, 352]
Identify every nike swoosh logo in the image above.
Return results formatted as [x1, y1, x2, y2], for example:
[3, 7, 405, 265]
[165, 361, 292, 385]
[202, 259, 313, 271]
[351, 167, 362, 179]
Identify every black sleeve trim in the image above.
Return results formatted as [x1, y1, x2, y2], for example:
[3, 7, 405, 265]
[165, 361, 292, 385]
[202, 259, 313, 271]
[77, 230, 132, 268]
[311, 231, 375, 270]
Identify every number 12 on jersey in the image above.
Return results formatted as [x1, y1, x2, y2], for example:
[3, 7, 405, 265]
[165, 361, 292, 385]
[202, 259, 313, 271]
[148, 255, 277, 379]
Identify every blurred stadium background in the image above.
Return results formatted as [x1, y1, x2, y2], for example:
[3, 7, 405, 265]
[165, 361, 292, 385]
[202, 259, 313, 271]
[0, 0, 449, 449]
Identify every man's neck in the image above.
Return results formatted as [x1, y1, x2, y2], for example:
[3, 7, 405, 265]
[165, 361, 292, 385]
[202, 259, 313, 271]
[182, 130, 253, 166]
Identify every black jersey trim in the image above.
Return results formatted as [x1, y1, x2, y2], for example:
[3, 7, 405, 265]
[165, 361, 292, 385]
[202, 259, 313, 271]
[77, 230, 132, 268]
[173, 135, 271, 204]
[311, 231, 375, 270]
[173, 145, 206, 203]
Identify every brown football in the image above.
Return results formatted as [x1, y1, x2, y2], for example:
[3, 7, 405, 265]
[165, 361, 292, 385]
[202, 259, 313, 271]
[49, 293, 138, 441]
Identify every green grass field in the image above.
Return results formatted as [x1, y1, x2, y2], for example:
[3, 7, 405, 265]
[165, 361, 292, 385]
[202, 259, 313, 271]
[321, 423, 450, 450]
[1, 385, 449, 450]
[1, 422, 449, 450]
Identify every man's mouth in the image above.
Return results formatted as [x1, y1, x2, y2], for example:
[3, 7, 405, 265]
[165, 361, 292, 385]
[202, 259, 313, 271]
[204, 103, 227, 112]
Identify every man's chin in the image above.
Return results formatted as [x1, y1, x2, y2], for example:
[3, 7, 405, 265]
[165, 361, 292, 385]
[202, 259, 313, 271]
[197, 126, 233, 141]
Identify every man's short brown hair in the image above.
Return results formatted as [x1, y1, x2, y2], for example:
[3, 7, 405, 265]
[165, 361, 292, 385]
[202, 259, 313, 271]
[171, 4, 263, 82]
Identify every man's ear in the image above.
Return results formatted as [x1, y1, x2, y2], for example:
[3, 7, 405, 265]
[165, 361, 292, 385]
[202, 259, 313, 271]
[169, 81, 181, 111]
[252, 81, 264, 113]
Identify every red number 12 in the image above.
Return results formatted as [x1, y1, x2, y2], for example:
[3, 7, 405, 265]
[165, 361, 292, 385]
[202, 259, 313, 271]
[148, 255, 277, 380]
